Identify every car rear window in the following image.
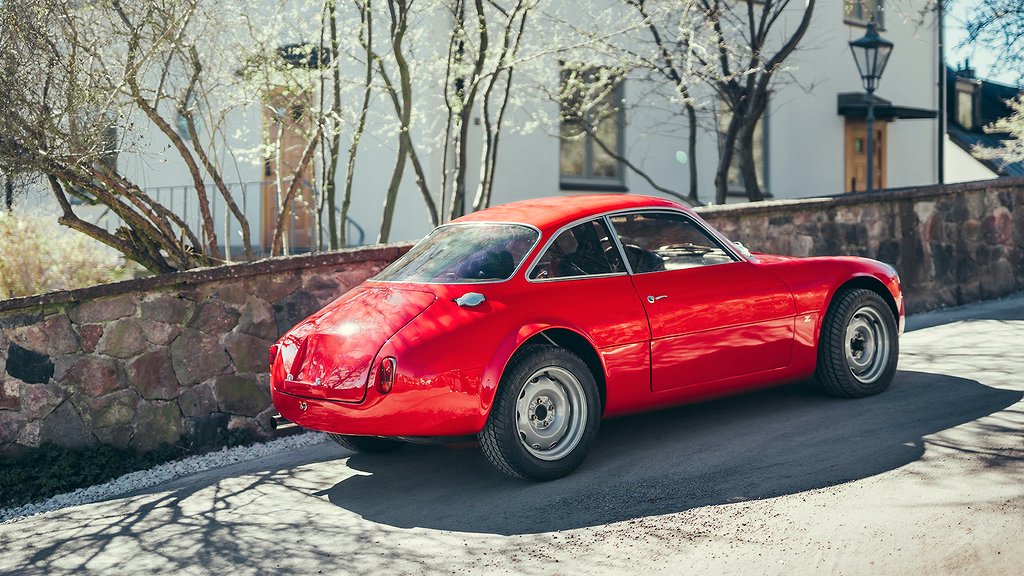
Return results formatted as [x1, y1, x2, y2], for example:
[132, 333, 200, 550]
[374, 223, 539, 283]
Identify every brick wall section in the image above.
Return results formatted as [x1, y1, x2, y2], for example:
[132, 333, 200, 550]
[0, 245, 410, 456]
[696, 177, 1024, 314]
[1, 178, 1022, 456]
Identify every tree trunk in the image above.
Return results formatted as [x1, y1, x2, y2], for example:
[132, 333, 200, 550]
[48, 175, 175, 273]
[3, 175, 11, 212]
[378, 140, 408, 244]
[325, 0, 342, 249]
[129, 84, 221, 260]
[737, 121, 764, 202]
[342, 0, 374, 247]
[715, 116, 741, 205]
[685, 101, 699, 204]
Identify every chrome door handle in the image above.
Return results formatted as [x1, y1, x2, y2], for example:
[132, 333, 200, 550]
[455, 292, 486, 307]
[647, 295, 667, 304]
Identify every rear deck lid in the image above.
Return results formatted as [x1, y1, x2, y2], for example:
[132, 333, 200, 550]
[276, 286, 435, 402]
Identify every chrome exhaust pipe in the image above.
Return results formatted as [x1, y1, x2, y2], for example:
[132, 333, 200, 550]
[271, 414, 297, 431]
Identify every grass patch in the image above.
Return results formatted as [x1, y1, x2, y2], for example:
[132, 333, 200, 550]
[0, 211, 134, 299]
[0, 431, 257, 510]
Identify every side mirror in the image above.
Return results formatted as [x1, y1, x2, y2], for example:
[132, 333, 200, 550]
[732, 241, 753, 258]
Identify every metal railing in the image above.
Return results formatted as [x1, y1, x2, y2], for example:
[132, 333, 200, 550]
[82, 181, 367, 260]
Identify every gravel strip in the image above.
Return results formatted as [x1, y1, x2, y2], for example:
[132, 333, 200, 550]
[0, 432, 329, 524]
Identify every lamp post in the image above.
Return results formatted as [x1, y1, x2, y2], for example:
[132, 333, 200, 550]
[849, 21, 893, 194]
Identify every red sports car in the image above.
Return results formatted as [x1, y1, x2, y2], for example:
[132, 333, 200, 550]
[270, 195, 903, 480]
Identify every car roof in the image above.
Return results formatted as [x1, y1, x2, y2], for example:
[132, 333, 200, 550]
[452, 194, 689, 233]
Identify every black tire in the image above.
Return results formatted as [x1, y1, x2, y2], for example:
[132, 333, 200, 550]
[328, 433, 404, 453]
[815, 288, 899, 398]
[479, 344, 602, 480]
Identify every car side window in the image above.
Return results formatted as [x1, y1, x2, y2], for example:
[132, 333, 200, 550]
[608, 212, 736, 273]
[530, 218, 626, 280]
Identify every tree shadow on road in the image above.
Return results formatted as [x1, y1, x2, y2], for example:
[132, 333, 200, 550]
[323, 370, 1021, 535]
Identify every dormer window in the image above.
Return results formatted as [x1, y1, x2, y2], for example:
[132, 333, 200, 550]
[955, 74, 980, 131]
[957, 88, 974, 129]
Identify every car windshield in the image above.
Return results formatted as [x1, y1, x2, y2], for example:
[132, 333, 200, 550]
[374, 223, 539, 283]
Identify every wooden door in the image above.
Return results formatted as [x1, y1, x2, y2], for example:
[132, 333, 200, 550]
[844, 119, 887, 193]
[262, 88, 315, 253]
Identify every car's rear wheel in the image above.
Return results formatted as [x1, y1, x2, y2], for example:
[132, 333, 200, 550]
[479, 344, 601, 480]
[328, 434, 404, 453]
[815, 288, 899, 397]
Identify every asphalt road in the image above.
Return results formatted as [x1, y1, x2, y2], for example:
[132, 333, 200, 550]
[2, 295, 1023, 575]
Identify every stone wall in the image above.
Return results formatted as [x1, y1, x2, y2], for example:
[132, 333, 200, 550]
[0, 245, 408, 456]
[697, 178, 1024, 314]
[2, 178, 1022, 456]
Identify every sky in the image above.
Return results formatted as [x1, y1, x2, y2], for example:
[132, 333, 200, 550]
[945, 0, 1021, 86]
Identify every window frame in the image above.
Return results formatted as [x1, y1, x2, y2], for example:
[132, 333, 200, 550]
[558, 67, 628, 192]
[844, 0, 885, 29]
[527, 216, 629, 283]
[374, 221, 542, 285]
[525, 209, 746, 283]
[606, 210, 741, 275]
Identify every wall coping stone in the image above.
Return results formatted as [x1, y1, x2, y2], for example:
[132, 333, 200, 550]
[0, 243, 414, 315]
[695, 176, 1024, 218]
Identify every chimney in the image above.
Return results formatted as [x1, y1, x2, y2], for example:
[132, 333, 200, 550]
[957, 59, 976, 79]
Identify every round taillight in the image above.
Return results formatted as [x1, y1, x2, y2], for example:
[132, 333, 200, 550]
[269, 343, 279, 371]
[377, 357, 397, 394]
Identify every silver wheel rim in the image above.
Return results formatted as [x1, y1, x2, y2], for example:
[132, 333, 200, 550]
[845, 305, 891, 384]
[515, 366, 587, 461]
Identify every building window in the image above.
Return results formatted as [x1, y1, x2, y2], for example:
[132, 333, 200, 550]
[717, 101, 768, 194]
[957, 90, 973, 129]
[955, 78, 979, 130]
[844, 0, 884, 28]
[559, 66, 626, 191]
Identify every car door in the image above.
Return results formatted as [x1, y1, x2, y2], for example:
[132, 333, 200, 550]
[525, 216, 650, 349]
[607, 211, 797, 392]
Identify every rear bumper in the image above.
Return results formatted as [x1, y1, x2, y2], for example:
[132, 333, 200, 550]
[271, 385, 487, 438]
[897, 294, 906, 336]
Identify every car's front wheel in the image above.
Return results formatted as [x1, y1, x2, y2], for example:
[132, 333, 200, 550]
[815, 288, 899, 397]
[479, 344, 602, 480]
[328, 434, 404, 454]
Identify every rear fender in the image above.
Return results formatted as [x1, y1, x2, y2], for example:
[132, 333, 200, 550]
[477, 323, 605, 419]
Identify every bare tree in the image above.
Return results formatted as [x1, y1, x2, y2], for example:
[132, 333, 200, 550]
[0, 0, 271, 272]
[536, 1, 719, 204]
[338, 0, 377, 247]
[958, 0, 1024, 84]
[556, 63, 694, 203]
[437, 0, 534, 219]
[698, 0, 816, 203]
[372, 0, 439, 243]
[605, 0, 718, 204]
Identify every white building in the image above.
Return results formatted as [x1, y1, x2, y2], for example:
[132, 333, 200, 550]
[49, 1, 959, 256]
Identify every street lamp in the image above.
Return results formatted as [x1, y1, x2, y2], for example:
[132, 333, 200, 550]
[849, 21, 893, 194]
